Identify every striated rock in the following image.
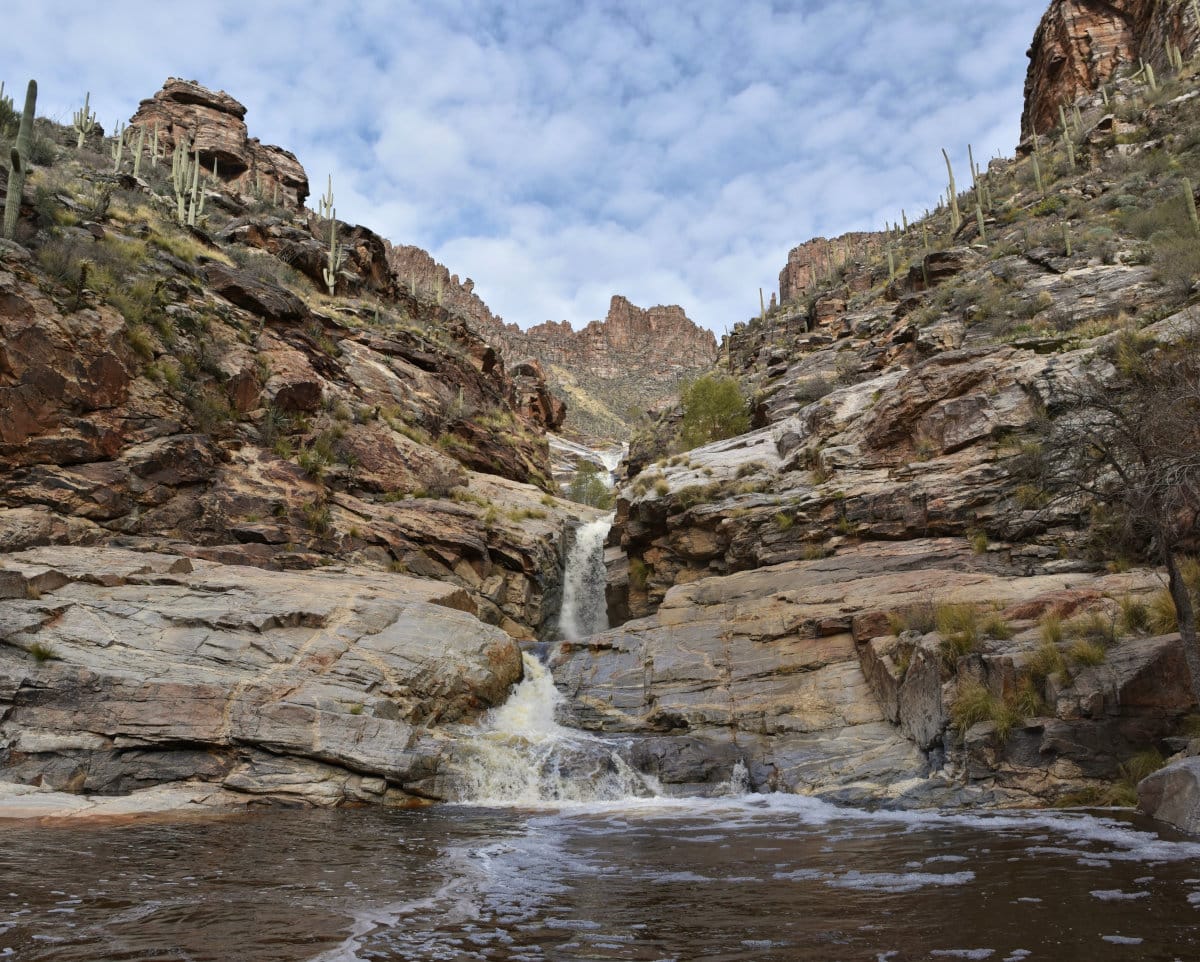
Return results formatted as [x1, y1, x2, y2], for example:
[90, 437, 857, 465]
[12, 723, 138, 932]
[204, 262, 306, 322]
[129, 78, 309, 208]
[558, 539, 1188, 805]
[0, 546, 521, 807]
[1022, 0, 1200, 136]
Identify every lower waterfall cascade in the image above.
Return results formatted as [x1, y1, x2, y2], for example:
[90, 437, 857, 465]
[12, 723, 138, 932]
[447, 510, 758, 805]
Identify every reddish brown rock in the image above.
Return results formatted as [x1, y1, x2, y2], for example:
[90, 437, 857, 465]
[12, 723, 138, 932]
[779, 232, 883, 306]
[1022, 0, 1200, 136]
[129, 78, 309, 209]
[387, 244, 502, 332]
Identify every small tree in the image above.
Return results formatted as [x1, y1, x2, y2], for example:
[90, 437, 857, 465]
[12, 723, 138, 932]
[1041, 327, 1200, 702]
[566, 460, 614, 509]
[679, 374, 749, 450]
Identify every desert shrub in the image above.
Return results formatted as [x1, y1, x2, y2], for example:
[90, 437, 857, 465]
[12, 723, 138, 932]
[301, 499, 332, 534]
[678, 375, 749, 450]
[794, 375, 833, 404]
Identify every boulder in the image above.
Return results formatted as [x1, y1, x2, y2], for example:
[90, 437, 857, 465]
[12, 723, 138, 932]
[1139, 758, 1200, 835]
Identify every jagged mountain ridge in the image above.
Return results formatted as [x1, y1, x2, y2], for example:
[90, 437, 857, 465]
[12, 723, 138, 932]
[383, 242, 719, 441]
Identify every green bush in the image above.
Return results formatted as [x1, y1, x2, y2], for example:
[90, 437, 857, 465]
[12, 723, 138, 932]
[566, 461, 614, 509]
[678, 375, 749, 450]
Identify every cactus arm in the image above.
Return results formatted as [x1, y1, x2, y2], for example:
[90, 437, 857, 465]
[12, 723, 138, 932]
[942, 148, 961, 232]
[133, 124, 145, 178]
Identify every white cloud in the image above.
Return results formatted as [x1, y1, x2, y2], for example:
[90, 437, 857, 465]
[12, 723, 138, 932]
[2, 0, 1046, 333]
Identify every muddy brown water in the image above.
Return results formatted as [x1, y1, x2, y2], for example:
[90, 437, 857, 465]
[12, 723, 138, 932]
[1, 795, 1199, 961]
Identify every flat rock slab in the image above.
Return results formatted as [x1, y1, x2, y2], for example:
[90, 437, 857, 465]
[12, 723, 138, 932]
[0, 546, 522, 808]
[1139, 758, 1200, 835]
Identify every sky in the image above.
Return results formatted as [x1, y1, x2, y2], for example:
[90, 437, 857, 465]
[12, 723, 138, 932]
[2, 1, 1047, 334]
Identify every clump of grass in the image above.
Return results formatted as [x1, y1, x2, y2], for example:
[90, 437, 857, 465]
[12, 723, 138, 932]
[1065, 611, 1116, 645]
[28, 641, 59, 662]
[1149, 589, 1179, 634]
[1011, 676, 1047, 718]
[1040, 611, 1064, 645]
[981, 609, 1014, 640]
[653, 478, 670, 497]
[936, 604, 980, 665]
[629, 557, 649, 591]
[951, 679, 1018, 739]
[969, 530, 989, 554]
[1119, 595, 1150, 634]
[301, 500, 332, 534]
[1027, 641, 1068, 683]
[1068, 639, 1107, 667]
[1120, 749, 1166, 786]
[886, 601, 937, 637]
[774, 512, 795, 531]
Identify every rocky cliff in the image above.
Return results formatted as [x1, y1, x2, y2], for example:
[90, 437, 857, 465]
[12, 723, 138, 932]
[579, 49, 1200, 806]
[1023, 0, 1200, 135]
[487, 295, 718, 441]
[129, 78, 310, 209]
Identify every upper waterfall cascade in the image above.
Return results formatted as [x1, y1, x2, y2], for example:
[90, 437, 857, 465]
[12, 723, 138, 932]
[558, 515, 613, 641]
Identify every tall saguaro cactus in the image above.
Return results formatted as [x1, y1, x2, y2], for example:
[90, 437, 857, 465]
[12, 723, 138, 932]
[3, 80, 37, 241]
[942, 148, 961, 232]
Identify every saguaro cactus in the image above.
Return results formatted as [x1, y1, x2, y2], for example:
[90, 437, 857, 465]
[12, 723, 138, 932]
[323, 210, 343, 296]
[3, 80, 37, 241]
[73, 92, 96, 149]
[1184, 177, 1200, 236]
[942, 148, 961, 232]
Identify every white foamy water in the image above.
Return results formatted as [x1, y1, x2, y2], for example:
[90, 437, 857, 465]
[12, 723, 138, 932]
[558, 515, 612, 641]
[446, 653, 659, 806]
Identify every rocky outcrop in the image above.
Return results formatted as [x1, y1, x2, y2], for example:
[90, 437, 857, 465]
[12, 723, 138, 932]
[387, 244, 503, 333]
[556, 540, 1191, 805]
[1022, 0, 1200, 136]
[778, 231, 884, 306]
[0, 79, 580, 641]
[489, 296, 718, 440]
[0, 546, 521, 808]
[129, 78, 309, 209]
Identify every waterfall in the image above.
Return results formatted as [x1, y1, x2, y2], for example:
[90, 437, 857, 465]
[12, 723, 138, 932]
[447, 652, 659, 805]
[557, 515, 612, 641]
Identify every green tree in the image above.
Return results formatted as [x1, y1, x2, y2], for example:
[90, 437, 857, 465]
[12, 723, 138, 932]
[679, 375, 749, 450]
[566, 460, 614, 509]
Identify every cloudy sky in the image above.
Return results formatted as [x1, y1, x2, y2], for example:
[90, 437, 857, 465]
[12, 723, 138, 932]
[3, 1, 1046, 333]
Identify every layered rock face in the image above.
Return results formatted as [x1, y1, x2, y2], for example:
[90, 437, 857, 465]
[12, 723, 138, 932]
[1022, 0, 1200, 135]
[555, 540, 1187, 805]
[596, 60, 1200, 806]
[129, 78, 309, 209]
[489, 296, 718, 440]
[0, 77, 582, 644]
[0, 547, 521, 809]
